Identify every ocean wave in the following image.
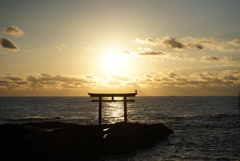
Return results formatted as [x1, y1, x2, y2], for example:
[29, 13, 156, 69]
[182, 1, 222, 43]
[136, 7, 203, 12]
[210, 114, 230, 118]
[5, 116, 62, 123]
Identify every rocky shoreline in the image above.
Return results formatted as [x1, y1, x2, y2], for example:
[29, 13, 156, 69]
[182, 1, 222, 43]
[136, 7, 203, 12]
[0, 122, 174, 160]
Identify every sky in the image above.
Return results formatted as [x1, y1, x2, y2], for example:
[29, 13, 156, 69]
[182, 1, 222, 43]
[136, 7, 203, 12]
[0, 0, 240, 96]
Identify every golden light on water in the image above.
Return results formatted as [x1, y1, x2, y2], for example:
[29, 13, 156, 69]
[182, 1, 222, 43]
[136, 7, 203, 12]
[104, 102, 124, 124]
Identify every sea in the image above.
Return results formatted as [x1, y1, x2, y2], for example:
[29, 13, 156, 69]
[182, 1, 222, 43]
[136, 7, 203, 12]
[0, 96, 239, 161]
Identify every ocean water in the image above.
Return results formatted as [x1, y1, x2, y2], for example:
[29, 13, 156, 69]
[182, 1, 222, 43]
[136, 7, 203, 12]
[0, 96, 239, 160]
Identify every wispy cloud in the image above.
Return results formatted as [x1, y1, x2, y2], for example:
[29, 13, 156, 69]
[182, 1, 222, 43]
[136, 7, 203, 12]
[137, 51, 165, 56]
[0, 37, 19, 51]
[133, 36, 240, 52]
[2, 26, 24, 36]
[194, 56, 236, 63]
[228, 39, 240, 46]
[130, 36, 239, 63]
[197, 38, 235, 51]
[121, 49, 187, 60]
[85, 46, 95, 51]
[136, 50, 188, 61]
[121, 48, 236, 64]
[56, 44, 66, 50]
[120, 49, 132, 54]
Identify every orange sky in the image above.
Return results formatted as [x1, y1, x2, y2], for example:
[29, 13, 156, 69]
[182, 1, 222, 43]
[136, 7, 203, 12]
[0, 0, 240, 96]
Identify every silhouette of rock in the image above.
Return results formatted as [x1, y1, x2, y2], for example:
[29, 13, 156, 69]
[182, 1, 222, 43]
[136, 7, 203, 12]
[0, 122, 173, 160]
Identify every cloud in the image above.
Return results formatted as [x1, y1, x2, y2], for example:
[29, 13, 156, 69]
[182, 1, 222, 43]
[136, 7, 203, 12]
[2, 26, 24, 36]
[161, 37, 204, 49]
[137, 51, 165, 56]
[132, 36, 240, 51]
[151, 70, 240, 88]
[162, 37, 186, 49]
[186, 43, 203, 50]
[0, 74, 27, 90]
[85, 47, 95, 51]
[228, 39, 240, 46]
[132, 36, 203, 50]
[122, 47, 236, 64]
[145, 38, 158, 44]
[197, 38, 237, 51]
[120, 50, 132, 54]
[0, 37, 19, 51]
[5, 74, 24, 81]
[195, 56, 236, 63]
[219, 56, 237, 63]
[56, 44, 66, 50]
[26, 73, 90, 89]
[122, 49, 186, 60]
[132, 38, 162, 46]
[1, 70, 239, 92]
[132, 38, 150, 45]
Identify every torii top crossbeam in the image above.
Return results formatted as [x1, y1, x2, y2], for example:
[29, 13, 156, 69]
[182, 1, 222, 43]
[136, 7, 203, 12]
[88, 93, 137, 97]
[88, 92, 137, 125]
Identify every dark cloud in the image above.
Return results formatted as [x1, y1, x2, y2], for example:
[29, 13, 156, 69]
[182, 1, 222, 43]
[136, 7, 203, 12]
[124, 49, 184, 60]
[145, 38, 158, 45]
[186, 43, 203, 49]
[198, 56, 219, 61]
[133, 37, 203, 50]
[2, 26, 24, 36]
[162, 37, 186, 49]
[137, 51, 165, 56]
[162, 37, 204, 50]
[0, 37, 19, 50]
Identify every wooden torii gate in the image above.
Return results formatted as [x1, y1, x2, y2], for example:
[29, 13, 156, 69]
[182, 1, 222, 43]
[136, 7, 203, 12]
[88, 92, 137, 125]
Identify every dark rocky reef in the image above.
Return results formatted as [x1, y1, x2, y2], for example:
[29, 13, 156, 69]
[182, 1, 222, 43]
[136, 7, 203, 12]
[0, 122, 173, 160]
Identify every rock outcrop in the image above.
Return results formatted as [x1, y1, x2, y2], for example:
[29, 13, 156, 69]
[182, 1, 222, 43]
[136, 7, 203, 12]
[0, 122, 173, 160]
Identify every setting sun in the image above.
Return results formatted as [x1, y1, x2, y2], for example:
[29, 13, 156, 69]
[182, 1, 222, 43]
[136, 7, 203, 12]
[0, 0, 239, 96]
[1, 1, 239, 160]
[101, 51, 130, 73]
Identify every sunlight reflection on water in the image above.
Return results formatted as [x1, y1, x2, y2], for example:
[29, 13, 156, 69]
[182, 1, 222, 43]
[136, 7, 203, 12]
[1, 96, 239, 160]
[103, 102, 124, 124]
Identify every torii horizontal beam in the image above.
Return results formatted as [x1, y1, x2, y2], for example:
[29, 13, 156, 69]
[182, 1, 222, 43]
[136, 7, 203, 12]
[88, 93, 137, 97]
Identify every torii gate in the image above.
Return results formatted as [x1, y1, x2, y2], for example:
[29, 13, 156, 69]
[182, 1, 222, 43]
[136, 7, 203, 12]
[88, 92, 137, 125]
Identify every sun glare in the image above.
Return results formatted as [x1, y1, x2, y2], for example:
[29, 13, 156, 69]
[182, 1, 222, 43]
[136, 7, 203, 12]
[102, 51, 130, 73]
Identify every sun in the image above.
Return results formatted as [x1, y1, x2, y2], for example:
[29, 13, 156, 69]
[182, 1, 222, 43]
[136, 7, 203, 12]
[102, 51, 130, 73]
[106, 52, 125, 70]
